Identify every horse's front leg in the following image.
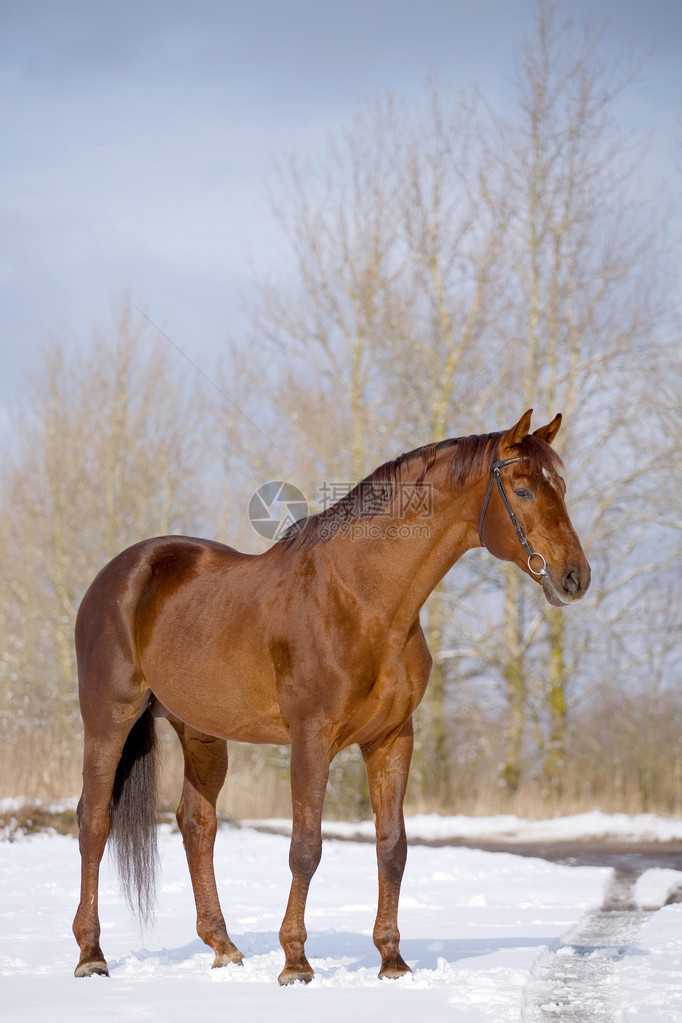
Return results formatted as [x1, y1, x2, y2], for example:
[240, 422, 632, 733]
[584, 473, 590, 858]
[362, 720, 414, 979]
[278, 732, 330, 985]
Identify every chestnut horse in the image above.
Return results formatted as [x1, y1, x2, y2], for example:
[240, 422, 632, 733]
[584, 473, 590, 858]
[73, 410, 590, 983]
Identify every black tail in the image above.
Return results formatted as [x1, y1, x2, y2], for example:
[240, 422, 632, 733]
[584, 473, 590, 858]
[109, 708, 159, 925]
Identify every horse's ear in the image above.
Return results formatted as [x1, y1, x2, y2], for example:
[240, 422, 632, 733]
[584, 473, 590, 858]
[533, 413, 562, 446]
[502, 409, 534, 450]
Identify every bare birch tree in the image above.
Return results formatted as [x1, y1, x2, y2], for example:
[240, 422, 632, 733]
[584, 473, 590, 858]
[477, 4, 673, 800]
[245, 87, 514, 803]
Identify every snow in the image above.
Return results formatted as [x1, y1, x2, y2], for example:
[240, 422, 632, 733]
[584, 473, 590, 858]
[1, 816, 682, 1022]
[620, 907, 682, 1021]
[247, 810, 682, 845]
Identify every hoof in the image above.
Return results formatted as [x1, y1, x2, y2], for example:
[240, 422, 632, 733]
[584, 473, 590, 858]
[378, 956, 412, 980]
[212, 948, 244, 969]
[74, 959, 109, 978]
[278, 963, 315, 986]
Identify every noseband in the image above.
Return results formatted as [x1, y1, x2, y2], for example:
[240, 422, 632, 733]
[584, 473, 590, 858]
[478, 457, 547, 577]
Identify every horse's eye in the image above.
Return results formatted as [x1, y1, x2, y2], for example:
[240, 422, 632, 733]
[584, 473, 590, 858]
[514, 488, 534, 500]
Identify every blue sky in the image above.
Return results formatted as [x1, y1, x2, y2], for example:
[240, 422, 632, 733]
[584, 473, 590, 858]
[1, 0, 680, 406]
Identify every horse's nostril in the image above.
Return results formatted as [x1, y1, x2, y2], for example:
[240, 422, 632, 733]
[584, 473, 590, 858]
[563, 567, 580, 596]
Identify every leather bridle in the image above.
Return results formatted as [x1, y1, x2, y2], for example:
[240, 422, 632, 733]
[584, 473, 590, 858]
[478, 457, 547, 577]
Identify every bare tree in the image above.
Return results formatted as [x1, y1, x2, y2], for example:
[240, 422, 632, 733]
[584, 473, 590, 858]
[245, 87, 516, 803]
[0, 294, 215, 793]
[475, 4, 673, 800]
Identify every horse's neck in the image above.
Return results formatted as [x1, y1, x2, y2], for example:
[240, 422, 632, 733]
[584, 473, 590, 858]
[327, 473, 481, 630]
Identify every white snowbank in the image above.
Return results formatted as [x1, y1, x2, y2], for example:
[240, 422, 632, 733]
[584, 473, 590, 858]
[246, 810, 682, 844]
[3, 797, 682, 844]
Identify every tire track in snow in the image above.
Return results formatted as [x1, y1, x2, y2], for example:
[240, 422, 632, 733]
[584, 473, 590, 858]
[521, 868, 679, 1022]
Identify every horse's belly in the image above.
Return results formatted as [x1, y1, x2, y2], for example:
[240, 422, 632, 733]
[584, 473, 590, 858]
[142, 655, 291, 744]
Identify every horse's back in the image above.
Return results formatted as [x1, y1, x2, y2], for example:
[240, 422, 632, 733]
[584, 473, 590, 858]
[77, 535, 246, 637]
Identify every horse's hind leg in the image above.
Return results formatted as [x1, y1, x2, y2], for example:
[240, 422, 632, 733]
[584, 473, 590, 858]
[169, 718, 244, 967]
[73, 721, 136, 977]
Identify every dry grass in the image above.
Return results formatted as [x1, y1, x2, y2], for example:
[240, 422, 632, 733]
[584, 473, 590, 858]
[0, 722, 83, 804]
[155, 721, 293, 820]
[2, 717, 682, 830]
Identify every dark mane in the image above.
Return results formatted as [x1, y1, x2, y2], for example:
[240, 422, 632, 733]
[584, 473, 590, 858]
[278, 441, 447, 551]
[448, 429, 563, 484]
[278, 430, 562, 552]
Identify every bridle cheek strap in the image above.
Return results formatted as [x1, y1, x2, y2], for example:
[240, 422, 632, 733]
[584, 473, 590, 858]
[478, 458, 547, 578]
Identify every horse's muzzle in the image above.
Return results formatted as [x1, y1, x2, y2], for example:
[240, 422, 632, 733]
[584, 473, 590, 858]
[543, 560, 591, 606]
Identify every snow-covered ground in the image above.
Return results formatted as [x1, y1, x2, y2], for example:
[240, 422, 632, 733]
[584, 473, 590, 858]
[1, 814, 681, 1022]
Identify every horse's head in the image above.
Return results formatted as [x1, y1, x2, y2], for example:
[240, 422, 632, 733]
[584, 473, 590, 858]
[478, 410, 591, 606]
